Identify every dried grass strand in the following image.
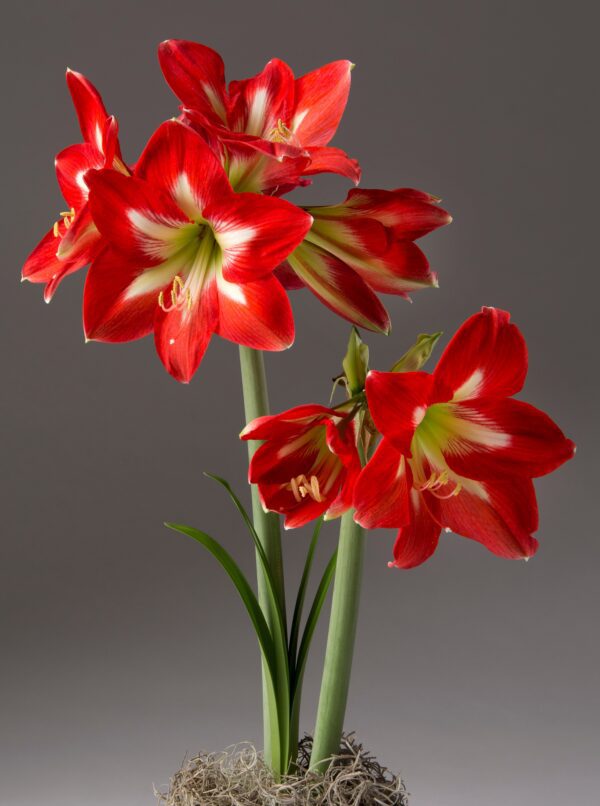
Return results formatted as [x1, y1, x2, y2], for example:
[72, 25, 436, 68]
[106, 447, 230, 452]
[156, 734, 408, 805]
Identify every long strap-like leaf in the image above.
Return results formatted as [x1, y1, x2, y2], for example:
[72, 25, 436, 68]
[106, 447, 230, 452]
[289, 518, 323, 673]
[202, 474, 292, 768]
[165, 522, 286, 770]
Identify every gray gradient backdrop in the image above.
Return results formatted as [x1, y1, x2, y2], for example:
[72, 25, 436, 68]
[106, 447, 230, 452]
[2, 2, 597, 804]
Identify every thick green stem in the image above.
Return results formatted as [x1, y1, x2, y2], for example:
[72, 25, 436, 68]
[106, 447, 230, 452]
[238, 346, 287, 771]
[309, 510, 365, 771]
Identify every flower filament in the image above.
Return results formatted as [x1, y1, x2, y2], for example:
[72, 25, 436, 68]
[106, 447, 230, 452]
[413, 469, 462, 499]
[158, 275, 192, 312]
[53, 208, 76, 238]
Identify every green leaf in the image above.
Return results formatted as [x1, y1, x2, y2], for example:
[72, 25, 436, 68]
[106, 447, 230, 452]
[203, 474, 292, 768]
[289, 518, 323, 670]
[165, 521, 287, 773]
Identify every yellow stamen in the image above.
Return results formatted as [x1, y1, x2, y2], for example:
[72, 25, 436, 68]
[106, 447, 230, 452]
[53, 221, 60, 237]
[288, 474, 323, 503]
[157, 275, 191, 313]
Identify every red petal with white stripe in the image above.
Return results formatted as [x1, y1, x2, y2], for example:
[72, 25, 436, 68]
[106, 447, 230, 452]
[215, 271, 294, 351]
[158, 40, 228, 127]
[287, 243, 390, 333]
[66, 69, 109, 151]
[210, 192, 312, 283]
[228, 58, 294, 138]
[86, 169, 189, 265]
[83, 248, 160, 342]
[365, 371, 449, 456]
[434, 307, 528, 401]
[292, 60, 353, 147]
[55, 143, 104, 209]
[442, 398, 576, 480]
[134, 120, 232, 217]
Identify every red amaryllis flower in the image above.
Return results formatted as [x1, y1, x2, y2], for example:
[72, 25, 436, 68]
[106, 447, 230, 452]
[353, 307, 575, 568]
[83, 120, 312, 383]
[277, 188, 452, 333]
[21, 70, 128, 301]
[241, 405, 361, 529]
[158, 39, 360, 190]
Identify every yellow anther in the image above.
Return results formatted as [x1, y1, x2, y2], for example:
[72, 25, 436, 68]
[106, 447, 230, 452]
[290, 476, 301, 502]
[269, 118, 294, 144]
[288, 474, 323, 503]
[53, 221, 60, 238]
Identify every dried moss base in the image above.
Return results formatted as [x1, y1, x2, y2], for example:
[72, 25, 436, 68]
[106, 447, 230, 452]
[156, 734, 408, 805]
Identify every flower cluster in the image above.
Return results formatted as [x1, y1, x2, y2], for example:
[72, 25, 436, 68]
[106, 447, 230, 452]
[22, 41, 450, 382]
[243, 308, 575, 567]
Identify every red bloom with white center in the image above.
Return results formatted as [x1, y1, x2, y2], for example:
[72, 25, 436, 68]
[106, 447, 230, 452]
[277, 188, 452, 333]
[21, 70, 128, 301]
[353, 307, 575, 568]
[241, 405, 361, 529]
[83, 119, 312, 383]
[158, 39, 360, 191]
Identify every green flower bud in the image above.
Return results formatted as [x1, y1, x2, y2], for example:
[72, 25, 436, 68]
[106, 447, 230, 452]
[342, 328, 370, 394]
[390, 332, 442, 373]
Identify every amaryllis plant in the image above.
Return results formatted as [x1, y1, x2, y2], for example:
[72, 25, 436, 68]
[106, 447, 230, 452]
[22, 40, 574, 779]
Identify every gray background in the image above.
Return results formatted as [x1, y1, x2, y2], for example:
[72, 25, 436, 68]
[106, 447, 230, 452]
[2, 1, 597, 804]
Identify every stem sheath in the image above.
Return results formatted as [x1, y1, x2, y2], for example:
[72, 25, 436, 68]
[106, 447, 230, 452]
[238, 346, 287, 771]
[309, 509, 365, 771]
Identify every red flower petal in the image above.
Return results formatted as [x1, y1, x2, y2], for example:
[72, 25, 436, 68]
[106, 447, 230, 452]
[86, 169, 189, 264]
[56, 204, 100, 262]
[303, 146, 361, 184]
[365, 371, 449, 455]
[22, 227, 91, 301]
[287, 243, 390, 333]
[292, 60, 353, 147]
[438, 476, 539, 560]
[434, 307, 528, 401]
[228, 58, 295, 138]
[389, 490, 441, 569]
[275, 262, 306, 290]
[158, 39, 228, 127]
[353, 439, 411, 529]
[341, 188, 452, 240]
[351, 240, 435, 296]
[241, 404, 335, 441]
[83, 248, 165, 342]
[154, 276, 218, 383]
[134, 120, 232, 216]
[211, 192, 312, 284]
[215, 271, 294, 351]
[65, 69, 109, 151]
[55, 143, 104, 210]
[443, 398, 576, 480]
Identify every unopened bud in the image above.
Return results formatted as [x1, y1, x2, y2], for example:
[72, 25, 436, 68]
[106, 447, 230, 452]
[342, 327, 370, 394]
[390, 332, 442, 373]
